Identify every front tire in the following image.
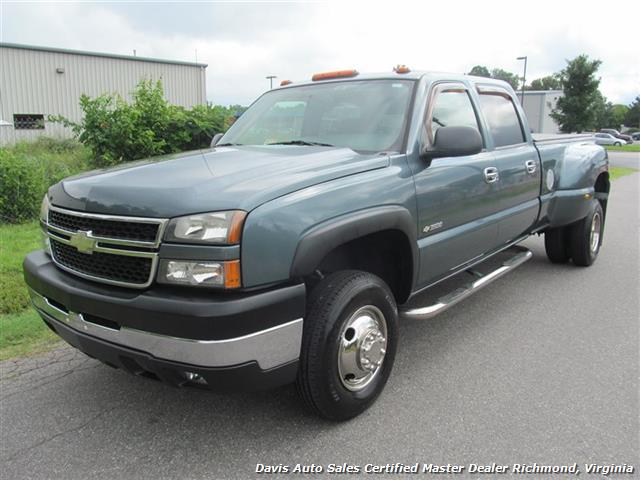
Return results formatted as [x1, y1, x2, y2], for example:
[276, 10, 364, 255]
[570, 200, 604, 266]
[614, 142, 622, 146]
[296, 270, 398, 421]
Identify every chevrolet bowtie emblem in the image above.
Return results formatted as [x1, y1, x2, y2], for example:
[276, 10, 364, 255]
[69, 230, 96, 254]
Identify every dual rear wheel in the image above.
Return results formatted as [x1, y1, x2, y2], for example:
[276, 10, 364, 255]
[544, 199, 604, 266]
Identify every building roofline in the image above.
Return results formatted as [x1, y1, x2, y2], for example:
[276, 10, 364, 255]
[0, 42, 208, 68]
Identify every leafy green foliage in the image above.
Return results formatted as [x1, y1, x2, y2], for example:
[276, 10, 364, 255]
[490, 68, 520, 90]
[624, 96, 640, 128]
[529, 75, 562, 91]
[550, 55, 602, 133]
[52, 80, 239, 167]
[467, 65, 520, 89]
[468, 65, 491, 78]
[0, 138, 93, 223]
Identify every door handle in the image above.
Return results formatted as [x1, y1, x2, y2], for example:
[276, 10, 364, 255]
[525, 160, 537, 174]
[484, 167, 499, 183]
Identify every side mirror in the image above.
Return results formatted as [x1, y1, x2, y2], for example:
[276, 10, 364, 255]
[422, 126, 483, 159]
[210, 133, 224, 147]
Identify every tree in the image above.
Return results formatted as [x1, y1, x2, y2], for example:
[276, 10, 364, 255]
[529, 75, 562, 91]
[490, 68, 520, 90]
[550, 55, 602, 133]
[609, 104, 630, 129]
[468, 65, 491, 78]
[592, 91, 613, 130]
[625, 96, 640, 128]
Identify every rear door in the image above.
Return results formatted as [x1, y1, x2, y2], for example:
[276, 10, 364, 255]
[412, 82, 501, 288]
[476, 86, 541, 244]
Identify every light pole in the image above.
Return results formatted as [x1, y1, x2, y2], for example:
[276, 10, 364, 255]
[265, 75, 277, 90]
[517, 56, 527, 105]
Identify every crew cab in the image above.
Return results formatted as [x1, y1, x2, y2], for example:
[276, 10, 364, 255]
[24, 67, 609, 420]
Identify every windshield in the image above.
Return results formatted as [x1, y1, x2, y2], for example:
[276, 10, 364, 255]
[220, 79, 415, 153]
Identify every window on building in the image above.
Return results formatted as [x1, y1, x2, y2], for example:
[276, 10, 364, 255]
[478, 94, 525, 147]
[13, 114, 45, 130]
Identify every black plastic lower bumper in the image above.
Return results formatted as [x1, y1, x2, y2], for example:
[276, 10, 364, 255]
[39, 310, 299, 392]
[24, 250, 305, 340]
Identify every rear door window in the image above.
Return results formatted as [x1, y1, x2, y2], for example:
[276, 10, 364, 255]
[478, 93, 525, 147]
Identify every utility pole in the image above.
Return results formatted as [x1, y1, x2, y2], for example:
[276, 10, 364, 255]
[265, 75, 277, 90]
[517, 56, 527, 105]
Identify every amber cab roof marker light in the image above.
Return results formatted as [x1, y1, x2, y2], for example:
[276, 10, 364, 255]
[311, 69, 359, 81]
[280, 80, 292, 86]
[394, 65, 411, 74]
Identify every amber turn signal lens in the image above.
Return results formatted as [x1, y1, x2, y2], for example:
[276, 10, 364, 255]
[394, 65, 410, 74]
[312, 69, 359, 81]
[227, 211, 247, 244]
[280, 79, 292, 86]
[224, 260, 241, 289]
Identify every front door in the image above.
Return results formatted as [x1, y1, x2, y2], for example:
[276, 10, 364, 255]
[412, 82, 502, 288]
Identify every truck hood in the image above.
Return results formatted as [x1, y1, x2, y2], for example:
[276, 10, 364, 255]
[49, 146, 388, 217]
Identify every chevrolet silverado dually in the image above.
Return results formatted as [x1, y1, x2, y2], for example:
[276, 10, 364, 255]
[24, 67, 609, 420]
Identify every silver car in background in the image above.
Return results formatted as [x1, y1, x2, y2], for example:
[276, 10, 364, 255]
[593, 133, 625, 146]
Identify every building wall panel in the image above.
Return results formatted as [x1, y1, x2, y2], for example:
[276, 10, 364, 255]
[0, 44, 207, 144]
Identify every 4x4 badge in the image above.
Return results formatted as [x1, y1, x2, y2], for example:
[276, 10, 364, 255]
[69, 230, 96, 254]
[423, 221, 443, 234]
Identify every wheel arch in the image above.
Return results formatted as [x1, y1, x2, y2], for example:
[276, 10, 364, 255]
[290, 206, 418, 304]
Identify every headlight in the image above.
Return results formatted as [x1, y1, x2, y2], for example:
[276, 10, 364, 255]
[39, 194, 49, 223]
[157, 259, 241, 288]
[164, 210, 246, 245]
[39, 195, 51, 255]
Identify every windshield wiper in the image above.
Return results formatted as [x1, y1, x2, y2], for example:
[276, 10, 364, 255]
[216, 142, 243, 147]
[267, 140, 335, 147]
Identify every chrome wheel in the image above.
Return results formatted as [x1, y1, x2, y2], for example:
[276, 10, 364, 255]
[337, 305, 388, 392]
[590, 212, 601, 253]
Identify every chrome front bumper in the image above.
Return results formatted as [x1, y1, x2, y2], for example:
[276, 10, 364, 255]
[29, 287, 303, 370]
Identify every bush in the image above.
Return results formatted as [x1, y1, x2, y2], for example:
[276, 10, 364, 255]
[52, 80, 237, 167]
[0, 138, 93, 223]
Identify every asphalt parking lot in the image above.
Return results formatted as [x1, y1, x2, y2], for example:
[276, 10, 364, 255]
[1, 173, 638, 480]
[608, 149, 640, 169]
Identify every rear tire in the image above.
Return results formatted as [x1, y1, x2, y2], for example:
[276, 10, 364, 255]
[296, 270, 398, 421]
[570, 200, 604, 266]
[544, 226, 571, 263]
[614, 142, 622, 146]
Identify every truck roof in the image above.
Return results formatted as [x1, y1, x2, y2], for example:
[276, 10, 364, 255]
[276, 70, 514, 90]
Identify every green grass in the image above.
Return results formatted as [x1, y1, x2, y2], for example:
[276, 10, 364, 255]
[0, 221, 41, 314]
[0, 309, 60, 361]
[609, 167, 637, 180]
[605, 144, 640, 152]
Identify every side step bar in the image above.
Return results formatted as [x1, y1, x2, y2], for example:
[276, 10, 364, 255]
[400, 246, 532, 320]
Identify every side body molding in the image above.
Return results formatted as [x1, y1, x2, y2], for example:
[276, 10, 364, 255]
[290, 205, 419, 287]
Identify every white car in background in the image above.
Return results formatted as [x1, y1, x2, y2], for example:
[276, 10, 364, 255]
[593, 133, 625, 146]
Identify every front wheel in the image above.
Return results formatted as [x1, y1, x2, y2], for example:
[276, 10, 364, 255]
[570, 200, 604, 266]
[614, 142, 622, 146]
[296, 270, 398, 421]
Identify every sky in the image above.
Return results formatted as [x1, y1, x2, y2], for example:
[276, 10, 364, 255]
[1, 0, 638, 106]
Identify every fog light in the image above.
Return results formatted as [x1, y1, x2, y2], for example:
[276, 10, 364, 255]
[158, 259, 241, 288]
[184, 371, 207, 385]
[159, 260, 224, 286]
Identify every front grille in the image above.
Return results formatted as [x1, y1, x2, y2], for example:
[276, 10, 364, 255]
[49, 209, 159, 243]
[50, 239, 153, 285]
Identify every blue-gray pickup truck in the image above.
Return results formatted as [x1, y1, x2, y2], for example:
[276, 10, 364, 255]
[24, 68, 609, 420]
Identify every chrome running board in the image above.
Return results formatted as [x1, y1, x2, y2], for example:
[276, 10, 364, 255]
[400, 245, 532, 320]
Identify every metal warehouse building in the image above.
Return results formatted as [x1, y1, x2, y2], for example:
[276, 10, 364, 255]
[0, 43, 207, 145]
[520, 89, 563, 134]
